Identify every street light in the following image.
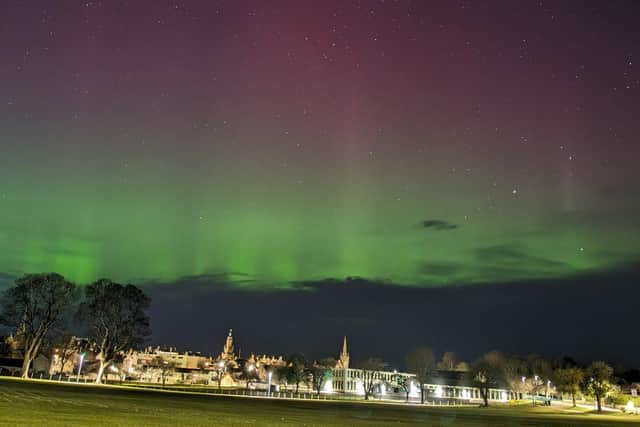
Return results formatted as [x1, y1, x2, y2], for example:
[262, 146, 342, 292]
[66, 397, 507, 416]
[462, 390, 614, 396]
[76, 352, 86, 383]
[267, 371, 273, 397]
[532, 375, 541, 407]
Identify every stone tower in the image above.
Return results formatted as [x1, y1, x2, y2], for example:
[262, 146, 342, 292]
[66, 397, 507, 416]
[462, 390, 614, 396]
[221, 329, 235, 361]
[337, 336, 350, 369]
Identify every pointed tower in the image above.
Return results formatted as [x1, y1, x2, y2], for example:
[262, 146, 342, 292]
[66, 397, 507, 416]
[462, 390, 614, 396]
[337, 336, 350, 369]
[221, 329, 235, 361]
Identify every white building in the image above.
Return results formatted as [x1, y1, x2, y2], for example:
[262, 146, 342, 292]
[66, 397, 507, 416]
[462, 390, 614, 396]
[327, 337, 511, 403]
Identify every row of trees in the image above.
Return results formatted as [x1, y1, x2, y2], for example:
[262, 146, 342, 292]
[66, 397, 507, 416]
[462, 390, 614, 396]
[356, 347, 618, 412]
[243, 353, 337, 394]
[466, 350, 615, 411]
[0, 273, 151, 383]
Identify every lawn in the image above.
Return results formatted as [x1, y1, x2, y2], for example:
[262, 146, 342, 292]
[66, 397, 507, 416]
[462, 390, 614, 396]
[0, 378, 636, 426]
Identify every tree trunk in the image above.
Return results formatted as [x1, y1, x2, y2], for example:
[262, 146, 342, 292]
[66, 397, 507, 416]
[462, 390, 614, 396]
[20, 354, 32, 379]
[572, 393, 576, 407]
[95, 359, 107, 384]
[596, 395, 602, 412]
[21, 334, 42, 379]
[59, 355, 66, 374]
[421, 385, 425, 404]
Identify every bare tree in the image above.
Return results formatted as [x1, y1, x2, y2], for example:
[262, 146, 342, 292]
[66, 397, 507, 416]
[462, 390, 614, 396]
[468, 352, 506, 407]
[78, 279, 151, 384]
[281, 353, 307, 393]
[394, 375, 413, 402]
[502, 355, 528, 397]
[151, 356, 176, 387]
[0, 273, 78, 378]
[308, 357, 335, 395]
[406, 347, 435, 404]
[53, 333, 78, 376]
[241, 363, 260, 390]
[437, 352, 458, 371]
[214, 361, 229, 389]
[358, 357, 385, 400]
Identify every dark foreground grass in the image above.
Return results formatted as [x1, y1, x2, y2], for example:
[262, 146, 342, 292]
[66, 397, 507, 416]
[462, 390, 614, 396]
[0, 378, 636, 427]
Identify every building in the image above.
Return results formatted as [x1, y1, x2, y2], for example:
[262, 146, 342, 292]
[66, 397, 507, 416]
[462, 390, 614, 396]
[123, 346, 214, 385]
[328, 337, 511, 403]
[329, 337, 417, 397]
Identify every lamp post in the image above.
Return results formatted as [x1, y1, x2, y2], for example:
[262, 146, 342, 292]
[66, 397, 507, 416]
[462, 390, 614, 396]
[216, 361, 225, 390]
[532, 375, 540, 407]
[76, 352, 86, 383]
[267, 371, 273, 397]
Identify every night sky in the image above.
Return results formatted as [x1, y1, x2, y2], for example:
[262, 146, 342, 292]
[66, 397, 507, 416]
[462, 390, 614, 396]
[1, 1, 639, 366]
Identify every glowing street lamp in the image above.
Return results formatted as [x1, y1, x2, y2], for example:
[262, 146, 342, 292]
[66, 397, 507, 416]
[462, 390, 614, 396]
[215, 361, 226, 390]
[76, 352, 86, 383]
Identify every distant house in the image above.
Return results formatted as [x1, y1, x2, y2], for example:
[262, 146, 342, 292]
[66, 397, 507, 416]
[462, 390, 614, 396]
[32, 354, 51, 376]
[0, 357, 22, 376]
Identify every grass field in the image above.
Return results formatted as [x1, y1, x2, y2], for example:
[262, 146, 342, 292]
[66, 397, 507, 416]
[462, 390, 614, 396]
[0, 378, 637, 426]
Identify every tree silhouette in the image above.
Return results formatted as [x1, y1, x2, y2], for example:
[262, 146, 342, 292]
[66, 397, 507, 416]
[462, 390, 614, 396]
[555, 367, 584, 407]
[308, 357, 335, 394]
[584, 361, 613, 412]
[78, 279, 151, 384]
[406, 347, 435, 404]
[0, 273, 78, 378]
[358, 357, 385, 400]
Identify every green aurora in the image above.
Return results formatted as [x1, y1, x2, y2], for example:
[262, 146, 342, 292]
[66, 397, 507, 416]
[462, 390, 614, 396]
[1, 122, 637, 289]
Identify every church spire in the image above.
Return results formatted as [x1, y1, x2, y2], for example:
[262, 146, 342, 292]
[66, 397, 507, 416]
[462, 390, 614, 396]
[338, 336, 350, 369]
[221, 328, 235, 361]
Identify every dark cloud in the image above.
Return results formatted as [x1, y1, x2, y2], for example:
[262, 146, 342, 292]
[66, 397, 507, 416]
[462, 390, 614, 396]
[476, 244, 566, 272]
[0, 272, 17, 292]
[420, 219, 459, 231]
[0, 272, 16, 282]
[419, 262, 460, 277]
